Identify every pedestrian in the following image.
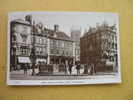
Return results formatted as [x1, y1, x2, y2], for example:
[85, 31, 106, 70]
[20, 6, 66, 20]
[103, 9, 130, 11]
[76, 63, 80, 75]
[23, 64, 28, 75]
[90, 63, 95, 75]
[64, 63, 68, 75]
[68, 62, 73, 75]
[38, 62, 41, 73]
[84, 64, 89, 74]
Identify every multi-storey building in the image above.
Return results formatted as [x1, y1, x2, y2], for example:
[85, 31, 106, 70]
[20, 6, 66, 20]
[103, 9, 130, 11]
[10, 16, 75, 73]
[32, 23, 48, 65]
[46, 25, 75, 65]
[10, 19, 32, 70]
[80, 22, 118, 72]
[71, 28, 81, 62]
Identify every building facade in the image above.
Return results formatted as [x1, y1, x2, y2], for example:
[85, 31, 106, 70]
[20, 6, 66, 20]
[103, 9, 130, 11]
[10, 16, 75, 72]
[46, 25, 75, 65]
[10, 19, 32, 70]
[32, 23, 48, 65]
[80, 22, 118, 72]
[71, 28, 81, 62]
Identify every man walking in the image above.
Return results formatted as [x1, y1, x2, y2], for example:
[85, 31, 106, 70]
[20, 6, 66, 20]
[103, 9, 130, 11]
[84, 64, 89, 74]
[76, 63, 80, 75]
[90, 63, 95, 75]
[23, 64, 28, 76]
[68, 62, 73, 75]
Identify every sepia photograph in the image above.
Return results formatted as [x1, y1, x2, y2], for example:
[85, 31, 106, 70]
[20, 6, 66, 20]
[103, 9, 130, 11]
[7, 12, 121, 85]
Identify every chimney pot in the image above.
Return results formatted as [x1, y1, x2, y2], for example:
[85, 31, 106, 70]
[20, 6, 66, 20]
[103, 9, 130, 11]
[54, 24, 59, 32]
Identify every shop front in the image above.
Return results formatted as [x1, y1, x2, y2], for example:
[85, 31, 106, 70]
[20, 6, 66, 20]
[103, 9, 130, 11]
[49, 55, 73, 72]
[17, 56, 31, 69]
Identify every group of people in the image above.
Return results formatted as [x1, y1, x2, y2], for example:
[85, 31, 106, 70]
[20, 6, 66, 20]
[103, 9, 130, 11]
[83, 63, 96, 75]
[68, 62, 96, 75]
[57, 62, 81, 75]
[22, 63, 29, 75]
[56, 62, 96, 75]
[68, 62, 81, 75]
[21, 62, 96, 76]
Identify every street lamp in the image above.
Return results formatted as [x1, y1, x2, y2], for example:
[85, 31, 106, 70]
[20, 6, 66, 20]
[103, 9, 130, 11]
[31, 21, 36, 75]
[31, 41, 36, 75]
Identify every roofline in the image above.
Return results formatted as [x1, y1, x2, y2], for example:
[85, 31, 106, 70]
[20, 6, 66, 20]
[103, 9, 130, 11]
[32, 34, 74, 42]
[49, 36, 74, 42]
[11, 20, 31, 26]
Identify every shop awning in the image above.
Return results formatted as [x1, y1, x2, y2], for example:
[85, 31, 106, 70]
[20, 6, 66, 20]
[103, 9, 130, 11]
[18, 57, 31, 63]
[106, 61, 114, 66]
[36, 59, 46, 64]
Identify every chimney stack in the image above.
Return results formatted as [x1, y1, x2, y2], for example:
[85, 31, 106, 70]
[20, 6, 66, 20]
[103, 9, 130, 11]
[54, 24, 59, 32]
[25, 15, 32, 24]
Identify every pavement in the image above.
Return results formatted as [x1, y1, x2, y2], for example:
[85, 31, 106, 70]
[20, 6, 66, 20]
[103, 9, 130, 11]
[9, 68, 117, 80]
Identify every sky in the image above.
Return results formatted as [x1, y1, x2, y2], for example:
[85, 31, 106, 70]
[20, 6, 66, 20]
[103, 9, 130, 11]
[9, 12, 119, 36]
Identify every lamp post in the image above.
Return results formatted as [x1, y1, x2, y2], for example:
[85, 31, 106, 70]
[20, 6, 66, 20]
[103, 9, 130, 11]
[31, 21, 36, 75]
[31, 39, 36, 75]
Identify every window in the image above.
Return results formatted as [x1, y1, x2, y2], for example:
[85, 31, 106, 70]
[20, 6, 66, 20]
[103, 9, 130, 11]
[43, 38, 47, 44]
[60, 41, 64, 48]
[43, 48, 47, 54]
[12, 35, 16, 41]
[39, 47, 42, 53]
[36, 38, 39, 44]
[22, 26, 28, 33]
[56, 40, 59, 47]
[40, 38, 42, 44]
[36, 47, 39, 54]
[20, 34, 28, 43]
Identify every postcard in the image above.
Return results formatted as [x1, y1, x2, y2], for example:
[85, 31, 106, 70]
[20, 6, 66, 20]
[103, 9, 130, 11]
[7, 12, 121, 85]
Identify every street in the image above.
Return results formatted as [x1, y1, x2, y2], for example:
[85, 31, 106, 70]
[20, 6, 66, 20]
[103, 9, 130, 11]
[10, 67, 116, 80]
